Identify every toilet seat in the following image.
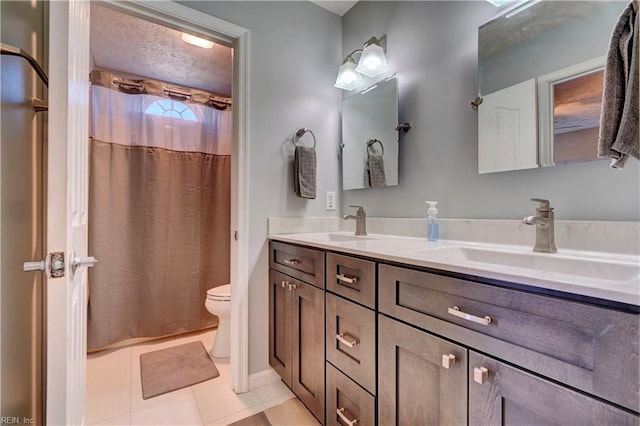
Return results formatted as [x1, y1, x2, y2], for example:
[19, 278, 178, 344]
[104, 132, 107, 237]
[207, 284, 231, 301]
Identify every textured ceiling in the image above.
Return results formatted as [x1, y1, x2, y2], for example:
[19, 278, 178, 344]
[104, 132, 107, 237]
[90, 4, 232, 96]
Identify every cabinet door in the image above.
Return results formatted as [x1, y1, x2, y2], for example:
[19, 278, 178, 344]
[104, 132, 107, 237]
[379, 315, 467, 426]
[469, 351, 639, 426]
[291, 281, 325, 423]
[269, 269, 292, 386]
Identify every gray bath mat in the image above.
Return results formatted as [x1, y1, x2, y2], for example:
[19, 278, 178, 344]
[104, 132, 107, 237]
[140, 341, 219, 399]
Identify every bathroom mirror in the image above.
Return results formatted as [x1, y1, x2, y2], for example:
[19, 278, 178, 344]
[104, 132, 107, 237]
[342, 75, 399, 190]
[477, 1, 627, 174]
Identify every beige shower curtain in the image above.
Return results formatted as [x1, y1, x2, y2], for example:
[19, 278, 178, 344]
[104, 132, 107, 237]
[87, 70, 232, 350]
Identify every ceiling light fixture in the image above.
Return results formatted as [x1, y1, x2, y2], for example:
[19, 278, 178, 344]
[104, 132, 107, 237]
[181, 33, 214, 49]
[335, 36, 389, 91]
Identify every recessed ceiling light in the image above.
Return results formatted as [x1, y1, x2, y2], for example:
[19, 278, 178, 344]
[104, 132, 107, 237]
[181, 33, 214, 49]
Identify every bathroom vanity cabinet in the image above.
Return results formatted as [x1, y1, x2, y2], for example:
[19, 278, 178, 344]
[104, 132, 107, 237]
[268, 239, 640, 425]
[268, 242, 325, 423]
[325, 253, 377, 426]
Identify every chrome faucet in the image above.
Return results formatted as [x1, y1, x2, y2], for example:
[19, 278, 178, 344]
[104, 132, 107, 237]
[343, 205, 367, 236]
[522, 198, 557, 253]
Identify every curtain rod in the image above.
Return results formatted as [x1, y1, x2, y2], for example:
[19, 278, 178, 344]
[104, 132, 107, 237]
[90, 69, 232, 110]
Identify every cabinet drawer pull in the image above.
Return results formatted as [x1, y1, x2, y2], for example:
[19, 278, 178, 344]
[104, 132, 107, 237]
[336, 273, 358, 285]
[283, 258, 301, 266]
[441, 354, 456, 369]
[336, 407, 358, 426]
[473, 366, 489, 384]
[336, 333, 359, 348]
[448, 306, 492, 326]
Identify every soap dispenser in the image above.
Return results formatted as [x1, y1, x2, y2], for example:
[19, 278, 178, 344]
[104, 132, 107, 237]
[426, 201, 439, 242]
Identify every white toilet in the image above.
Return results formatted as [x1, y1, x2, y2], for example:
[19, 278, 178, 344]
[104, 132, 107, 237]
[204, 284, 231, 358]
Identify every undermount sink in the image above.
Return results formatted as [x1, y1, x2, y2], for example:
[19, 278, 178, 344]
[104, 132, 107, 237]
[326, 233, 374, 242]
[416, 246, 640, 283]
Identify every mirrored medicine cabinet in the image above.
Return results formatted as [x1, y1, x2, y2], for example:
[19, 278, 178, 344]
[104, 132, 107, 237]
[477, 1, 627, 174]
[342, 75, 399, 190]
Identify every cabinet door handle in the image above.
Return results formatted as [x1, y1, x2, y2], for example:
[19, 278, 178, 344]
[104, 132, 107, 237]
[441, 354, 456, 369]
[336, 407, 358, 426]
[281, 281, 288, 288]
[336, 333, 359, 348]
[447, 306, 492, 326]
[288, 283, 297, 291]
[283, 258, 301, 266]
[336, 273, 358, 285]
[473, 366, 489, 384]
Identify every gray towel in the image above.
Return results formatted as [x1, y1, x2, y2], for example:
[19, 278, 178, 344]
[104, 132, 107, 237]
[598, 3, 639, 169]
[366, 151, 386, 187]
[294, 146, 316, 199]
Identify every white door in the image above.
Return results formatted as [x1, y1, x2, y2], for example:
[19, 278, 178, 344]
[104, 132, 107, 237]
[46, 1, 91, 424]
[478, 78, 538, 174]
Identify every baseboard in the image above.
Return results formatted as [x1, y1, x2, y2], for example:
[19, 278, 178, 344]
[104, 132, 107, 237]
[248, 367, 281, 390]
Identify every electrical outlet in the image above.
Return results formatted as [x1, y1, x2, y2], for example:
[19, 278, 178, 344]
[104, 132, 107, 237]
[326, 191, 336, 210]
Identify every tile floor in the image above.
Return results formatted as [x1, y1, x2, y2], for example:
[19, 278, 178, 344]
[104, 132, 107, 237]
[86, 329, 299, 425]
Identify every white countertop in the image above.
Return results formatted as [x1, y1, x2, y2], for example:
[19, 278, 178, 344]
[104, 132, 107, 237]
[269, 232, 640, 308]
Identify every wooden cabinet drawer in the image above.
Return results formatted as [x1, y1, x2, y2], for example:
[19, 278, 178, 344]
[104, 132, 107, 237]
[326, 293, 376, 394]
[326, 362, 375, 426]
[379, 264, 640, 413]
[469, 351, 639, 425]
[326, 253, 376, 308]
[269, 241, 325, 289]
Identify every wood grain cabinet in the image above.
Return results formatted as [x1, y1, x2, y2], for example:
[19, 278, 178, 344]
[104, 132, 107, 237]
[469, 351, 639, 426]
[269, 252, 325, 423]
[378, 315, 467, 426]
[268, 239, 639, 425]
[326, 253, 376, 308]
[325, 253, 377, 425]
[379, 264, 640, 414]
[326, 363, 375, 426]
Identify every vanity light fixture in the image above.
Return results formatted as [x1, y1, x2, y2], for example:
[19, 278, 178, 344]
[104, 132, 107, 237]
[334, 36, 389, 91]
[181, 33, 214, 49]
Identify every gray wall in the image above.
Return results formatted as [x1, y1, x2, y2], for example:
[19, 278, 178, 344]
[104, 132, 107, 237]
[179, 0, 639, 376]
[341, 1, 640, 221]
[180, 1, 342, 374]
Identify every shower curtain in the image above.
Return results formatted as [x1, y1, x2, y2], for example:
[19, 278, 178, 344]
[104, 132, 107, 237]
[87, 70, 232, 350]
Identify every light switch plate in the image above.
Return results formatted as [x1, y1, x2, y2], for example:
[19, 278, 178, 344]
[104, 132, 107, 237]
[326, 191, 336, 210]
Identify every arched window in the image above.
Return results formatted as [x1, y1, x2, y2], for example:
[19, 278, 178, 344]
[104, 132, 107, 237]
[145, 99, 198, 121]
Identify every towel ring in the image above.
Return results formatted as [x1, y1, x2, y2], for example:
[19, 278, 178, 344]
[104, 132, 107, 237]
[367, 139, 384, 156]
[293, 128, 317, 148]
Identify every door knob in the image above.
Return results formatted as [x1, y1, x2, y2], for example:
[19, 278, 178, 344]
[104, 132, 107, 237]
[23, 260, 45, 272]
[23, 251, 65, 277]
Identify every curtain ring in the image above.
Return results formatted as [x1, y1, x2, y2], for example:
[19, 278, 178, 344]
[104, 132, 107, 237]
[293, 128, 317, 149]
[112, 78, 144, 93]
